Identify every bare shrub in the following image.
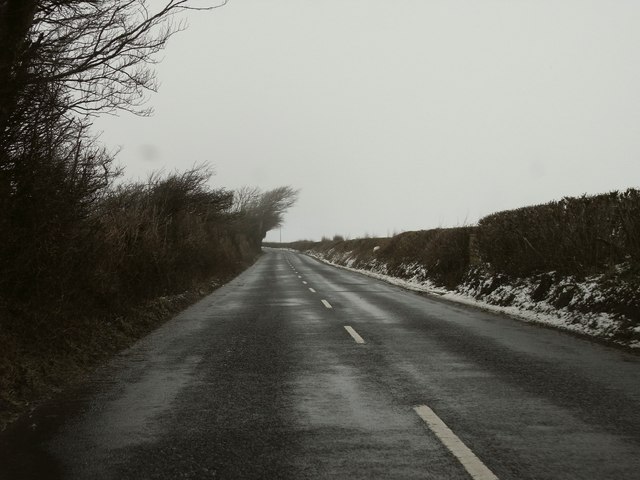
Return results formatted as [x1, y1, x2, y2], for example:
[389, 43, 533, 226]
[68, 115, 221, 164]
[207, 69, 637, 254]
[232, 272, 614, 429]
[478, 189, 640, 277]
[378, 228, 475, 288]
[0, 115, 118, 310]
[95, 166, 239, 305]
[234, 185, 299, 249]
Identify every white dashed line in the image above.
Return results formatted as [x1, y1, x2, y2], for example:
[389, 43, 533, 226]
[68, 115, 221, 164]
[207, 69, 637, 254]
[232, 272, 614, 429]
[414, 405, 499, 480]
[302, 281, 307, 285]
[344, 326, 365, 344]
[297, 275, 302, 279]
[309, 288, 316, 293]
[321, 299, 332, 309]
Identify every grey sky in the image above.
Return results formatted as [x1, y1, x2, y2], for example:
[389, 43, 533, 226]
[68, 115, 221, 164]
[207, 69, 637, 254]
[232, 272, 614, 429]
[94, 0, 640, 242]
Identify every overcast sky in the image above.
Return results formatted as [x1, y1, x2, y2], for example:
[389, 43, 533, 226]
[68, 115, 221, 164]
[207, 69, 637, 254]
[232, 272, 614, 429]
[94, 0, 640, 242]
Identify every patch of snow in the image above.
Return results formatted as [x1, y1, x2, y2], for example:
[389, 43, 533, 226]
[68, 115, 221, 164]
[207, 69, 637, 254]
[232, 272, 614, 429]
[305, 250, 638, 350]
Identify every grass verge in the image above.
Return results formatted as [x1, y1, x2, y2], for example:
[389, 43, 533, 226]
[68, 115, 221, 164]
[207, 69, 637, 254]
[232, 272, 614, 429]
[0, 262, 252, 432]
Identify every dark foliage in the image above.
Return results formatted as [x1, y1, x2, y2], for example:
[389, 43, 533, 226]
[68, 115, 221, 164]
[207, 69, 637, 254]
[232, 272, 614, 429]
[478, 189, 640, 277]
[379, 228, 475, 288]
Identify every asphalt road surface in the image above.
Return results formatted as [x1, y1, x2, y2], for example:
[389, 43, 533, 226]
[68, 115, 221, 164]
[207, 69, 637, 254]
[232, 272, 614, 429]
[1, 249, 640, 479]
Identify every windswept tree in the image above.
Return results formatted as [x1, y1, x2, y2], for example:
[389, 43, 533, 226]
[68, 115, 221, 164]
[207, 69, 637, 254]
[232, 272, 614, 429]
[234, 186, 299, 247]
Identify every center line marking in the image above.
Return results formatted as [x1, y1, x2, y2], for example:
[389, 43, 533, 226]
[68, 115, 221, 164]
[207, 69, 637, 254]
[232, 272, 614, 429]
[344, 326, 365, 344]
[414, 405, 499, 480]
[297, 275, 302, 278]
[302, 281, 307, 284]
[309, 288, 316, 293]
[321, 299, 332, 309]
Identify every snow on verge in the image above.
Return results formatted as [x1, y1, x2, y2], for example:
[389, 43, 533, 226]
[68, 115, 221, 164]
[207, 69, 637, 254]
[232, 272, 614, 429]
[305, 250, 639, 350]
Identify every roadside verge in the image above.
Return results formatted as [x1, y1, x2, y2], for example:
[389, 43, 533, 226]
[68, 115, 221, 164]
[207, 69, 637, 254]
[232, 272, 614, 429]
[0, 262, 254, 432]
[302, 249, 640, 351]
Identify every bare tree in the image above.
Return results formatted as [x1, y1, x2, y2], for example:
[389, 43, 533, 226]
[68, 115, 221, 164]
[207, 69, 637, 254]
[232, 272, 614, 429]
[0, 0, 227, 134]
[231, 185, 262, 213]
[256, 186, 299, 233]
[233, 186, 299, 247]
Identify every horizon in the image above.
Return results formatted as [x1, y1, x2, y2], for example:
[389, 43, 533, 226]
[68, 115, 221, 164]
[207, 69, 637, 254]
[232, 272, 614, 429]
[94, 0, 640, 242]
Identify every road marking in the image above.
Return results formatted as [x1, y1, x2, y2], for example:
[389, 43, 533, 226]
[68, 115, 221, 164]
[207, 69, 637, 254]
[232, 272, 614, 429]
[297, 275, 302, 279]
[344, 326, 365, 344]
[309, 288, 316, 293]
[321, 299, 332, 309]
[414, 405, 499, 480]
[302, 281, 308, 285]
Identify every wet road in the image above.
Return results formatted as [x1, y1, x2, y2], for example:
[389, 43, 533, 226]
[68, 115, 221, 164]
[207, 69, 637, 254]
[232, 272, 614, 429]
[1, 249, 640, 479]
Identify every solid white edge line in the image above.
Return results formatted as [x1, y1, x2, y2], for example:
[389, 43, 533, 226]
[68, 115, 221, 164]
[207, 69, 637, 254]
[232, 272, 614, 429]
[321, 299, 332, 309]
[414, 405, 499, 480]
[309, 288, 316, 293]
[344, 326, 365, 344]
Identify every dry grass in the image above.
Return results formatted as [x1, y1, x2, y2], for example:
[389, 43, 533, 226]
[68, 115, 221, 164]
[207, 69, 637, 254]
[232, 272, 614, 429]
[0, 271, 246, 432]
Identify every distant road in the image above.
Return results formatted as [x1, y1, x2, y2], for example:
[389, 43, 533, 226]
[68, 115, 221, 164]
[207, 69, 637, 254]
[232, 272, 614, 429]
[1, 249, 640, 479]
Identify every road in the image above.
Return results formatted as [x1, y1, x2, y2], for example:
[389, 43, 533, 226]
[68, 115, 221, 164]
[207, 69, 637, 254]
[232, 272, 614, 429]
[1, 249, 639, 479]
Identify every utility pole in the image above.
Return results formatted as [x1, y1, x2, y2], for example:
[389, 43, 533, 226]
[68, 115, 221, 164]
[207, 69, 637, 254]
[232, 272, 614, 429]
[279, 227, 282, 244]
